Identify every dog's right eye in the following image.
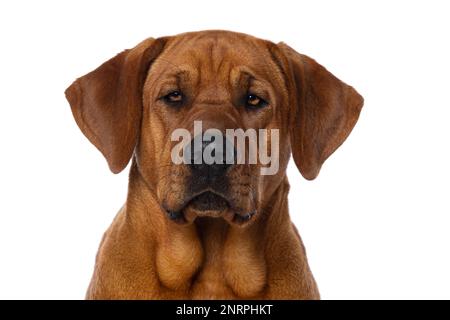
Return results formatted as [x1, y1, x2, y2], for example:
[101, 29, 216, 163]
[162, 91, 184, 106]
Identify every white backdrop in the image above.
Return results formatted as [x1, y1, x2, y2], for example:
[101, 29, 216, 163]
[1, 0, 449, 299]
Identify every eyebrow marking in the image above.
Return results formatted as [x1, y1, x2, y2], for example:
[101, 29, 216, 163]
[229, 66, 255, 90]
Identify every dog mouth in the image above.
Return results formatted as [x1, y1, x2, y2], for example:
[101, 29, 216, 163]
[188, 191, 229, 213]
[164, 191, 256, 225]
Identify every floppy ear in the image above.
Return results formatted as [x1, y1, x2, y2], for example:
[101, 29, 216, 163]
[278, 43, 364, 180]
[65, 37, 166, 173]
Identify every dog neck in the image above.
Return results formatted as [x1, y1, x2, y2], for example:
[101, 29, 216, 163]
[125, 160, 293, 298]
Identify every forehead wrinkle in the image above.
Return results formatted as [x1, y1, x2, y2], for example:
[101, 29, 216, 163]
[183, 35, 236, 79]
[208, 40, 230, 75]
[229, 66, 266, 91]
[159, 35, 282, 91]
[153, 57, 199, 87]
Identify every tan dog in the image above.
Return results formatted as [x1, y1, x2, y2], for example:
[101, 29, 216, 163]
[65, 30, 363, 299]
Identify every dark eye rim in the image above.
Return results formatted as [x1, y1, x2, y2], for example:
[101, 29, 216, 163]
[161, 91, 184, 106]
[245, 93, 269, 110]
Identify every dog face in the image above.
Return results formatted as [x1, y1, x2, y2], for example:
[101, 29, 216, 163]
[138, 32, 292, 226]
[65, 30, 363, 226]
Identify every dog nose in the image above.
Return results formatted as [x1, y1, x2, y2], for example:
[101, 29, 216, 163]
[187, 134, 235, 177]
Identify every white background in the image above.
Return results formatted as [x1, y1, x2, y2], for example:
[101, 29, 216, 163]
[0, 0, 449, 299]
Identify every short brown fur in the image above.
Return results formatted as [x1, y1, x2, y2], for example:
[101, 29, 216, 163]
[65, 30, 363, 299]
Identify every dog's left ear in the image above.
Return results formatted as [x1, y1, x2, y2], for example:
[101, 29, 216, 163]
[278, 43, 364, 180]
[65, 37, 166, 173]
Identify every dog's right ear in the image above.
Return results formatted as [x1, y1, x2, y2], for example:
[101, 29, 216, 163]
[65, 37, 166, 173]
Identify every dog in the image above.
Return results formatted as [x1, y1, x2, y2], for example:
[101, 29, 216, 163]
[65, 30, 363, 299]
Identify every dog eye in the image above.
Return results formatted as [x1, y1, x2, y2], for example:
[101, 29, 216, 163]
[245, 94, 268, 110]
[162, 91, 184, 105]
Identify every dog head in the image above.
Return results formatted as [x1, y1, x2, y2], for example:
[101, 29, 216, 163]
[65, 30, 363, 226]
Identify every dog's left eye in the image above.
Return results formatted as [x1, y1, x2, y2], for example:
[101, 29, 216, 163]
[245, 94, 268, 109]
[162, 91, 184, 105]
